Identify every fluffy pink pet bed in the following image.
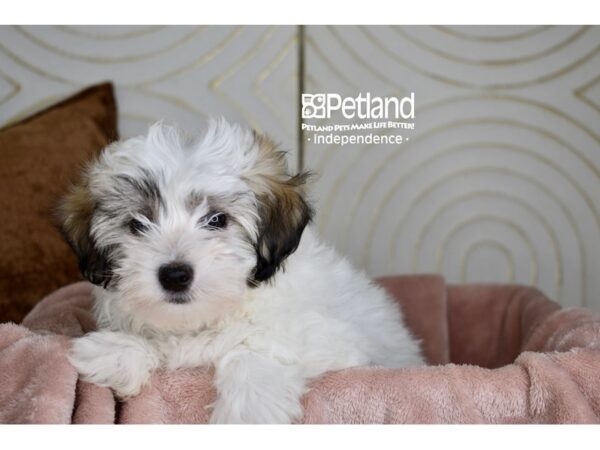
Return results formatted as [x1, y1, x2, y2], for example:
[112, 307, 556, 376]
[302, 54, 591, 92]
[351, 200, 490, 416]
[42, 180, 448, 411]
[1, 275, 599, 423]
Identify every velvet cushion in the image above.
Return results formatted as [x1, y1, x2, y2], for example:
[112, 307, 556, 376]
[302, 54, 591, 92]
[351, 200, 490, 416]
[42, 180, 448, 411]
[0, 83, 118, 323]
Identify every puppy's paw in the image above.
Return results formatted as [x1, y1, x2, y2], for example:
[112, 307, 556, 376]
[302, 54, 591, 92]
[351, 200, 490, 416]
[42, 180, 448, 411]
[209, 394, 303, 424]
[210, 349, 306, 424]
[69, 331, 159, 398]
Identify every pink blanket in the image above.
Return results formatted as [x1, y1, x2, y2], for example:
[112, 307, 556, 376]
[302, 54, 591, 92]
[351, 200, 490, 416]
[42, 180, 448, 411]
[1, 276, 600, 423]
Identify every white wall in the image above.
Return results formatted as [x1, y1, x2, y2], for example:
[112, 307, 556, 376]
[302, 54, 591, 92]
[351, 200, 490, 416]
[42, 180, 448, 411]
[305, 26, 600, 310]
[0, 25, 299, 168]
[2, 25, 600, 309]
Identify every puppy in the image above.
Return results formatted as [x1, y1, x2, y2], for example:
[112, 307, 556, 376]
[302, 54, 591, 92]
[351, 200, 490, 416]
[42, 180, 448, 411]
[60, 119, 424, 424]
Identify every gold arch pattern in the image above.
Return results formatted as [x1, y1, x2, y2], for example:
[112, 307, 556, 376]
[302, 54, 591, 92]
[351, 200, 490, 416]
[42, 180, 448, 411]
[441, 217, 537, 285]
[391, 26, 589, 67]
[356, 26, 600, 90]
[55, 25, 166, 40]
[14, 26, 208, 64]
[405, 189, 568, 301]
[433, 26, 553, 42]
[459, 240, 515, 283]
[0, 26, 298, 158]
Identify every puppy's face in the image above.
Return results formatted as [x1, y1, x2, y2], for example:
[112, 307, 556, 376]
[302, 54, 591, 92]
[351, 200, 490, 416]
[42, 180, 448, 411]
[59, 120, 312, 331]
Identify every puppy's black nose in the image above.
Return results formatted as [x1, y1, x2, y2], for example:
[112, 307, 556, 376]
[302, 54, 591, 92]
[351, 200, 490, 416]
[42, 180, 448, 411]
[158, 263, 193, 292]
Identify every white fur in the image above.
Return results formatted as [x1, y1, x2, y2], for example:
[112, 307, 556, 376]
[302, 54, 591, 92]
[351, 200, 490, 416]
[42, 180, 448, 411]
[68, 119, 424, 424]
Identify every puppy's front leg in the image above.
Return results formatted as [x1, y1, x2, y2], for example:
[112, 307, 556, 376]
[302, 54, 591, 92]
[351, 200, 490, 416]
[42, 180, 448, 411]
[69, 331, 160, 398]
[210, 349, 306, 424]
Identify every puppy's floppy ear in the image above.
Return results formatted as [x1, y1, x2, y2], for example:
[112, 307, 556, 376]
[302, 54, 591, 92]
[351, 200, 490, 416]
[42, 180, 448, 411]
[57, 176, 113, 287]
[247, 133, 313, 284]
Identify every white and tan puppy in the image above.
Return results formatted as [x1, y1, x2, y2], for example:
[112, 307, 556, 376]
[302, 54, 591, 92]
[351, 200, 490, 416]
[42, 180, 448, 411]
[59, 119, 423, 424]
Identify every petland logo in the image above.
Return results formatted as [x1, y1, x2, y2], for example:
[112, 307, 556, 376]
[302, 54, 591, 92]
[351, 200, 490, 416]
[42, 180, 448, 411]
[302, 92, 415, 120]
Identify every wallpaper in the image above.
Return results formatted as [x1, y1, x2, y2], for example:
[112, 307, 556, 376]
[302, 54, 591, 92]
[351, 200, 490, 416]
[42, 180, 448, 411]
[2, 25, 599, 309]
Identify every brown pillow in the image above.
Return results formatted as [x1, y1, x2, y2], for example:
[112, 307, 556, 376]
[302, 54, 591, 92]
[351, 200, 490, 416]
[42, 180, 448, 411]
[0, 83, 118, 323]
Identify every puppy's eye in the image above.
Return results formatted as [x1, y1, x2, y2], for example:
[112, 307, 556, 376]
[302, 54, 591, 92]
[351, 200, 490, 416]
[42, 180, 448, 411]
[203, 212, 228, 230]
[128, 218, 148, 235]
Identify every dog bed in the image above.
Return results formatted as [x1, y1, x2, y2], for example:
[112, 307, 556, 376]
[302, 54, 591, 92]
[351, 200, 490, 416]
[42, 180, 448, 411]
[1, 275, 599, 423]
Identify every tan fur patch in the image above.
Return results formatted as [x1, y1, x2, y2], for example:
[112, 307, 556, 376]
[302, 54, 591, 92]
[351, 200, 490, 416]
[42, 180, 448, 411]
[246, 132, 313, 283]
[56, 169, 113, 286]
[57, 172, 95, 247]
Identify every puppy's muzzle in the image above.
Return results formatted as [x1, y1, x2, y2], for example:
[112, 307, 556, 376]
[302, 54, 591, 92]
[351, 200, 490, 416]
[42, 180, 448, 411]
[158, 262, 194, 293]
